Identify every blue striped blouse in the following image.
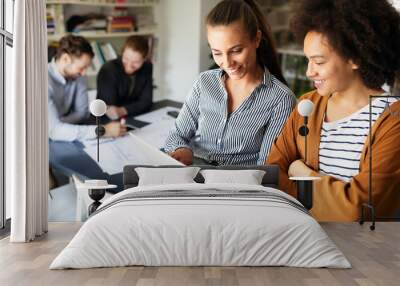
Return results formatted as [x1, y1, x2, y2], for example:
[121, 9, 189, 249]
[164, 68, 296, 165]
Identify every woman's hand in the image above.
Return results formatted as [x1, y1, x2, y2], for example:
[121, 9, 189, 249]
[169, 148, 193, 165]
[288, 160, 314, 177]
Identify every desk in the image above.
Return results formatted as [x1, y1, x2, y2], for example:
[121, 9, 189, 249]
[49, 100, 182, 193]
[50, 141, 123, 191]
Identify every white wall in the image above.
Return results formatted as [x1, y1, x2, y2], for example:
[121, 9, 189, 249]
[154, 0, 220, 102]
[154, 0, 202, 102]
[199, 0, 220, 73]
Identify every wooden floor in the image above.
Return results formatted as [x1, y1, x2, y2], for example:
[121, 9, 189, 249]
[0, 222, 399, 286]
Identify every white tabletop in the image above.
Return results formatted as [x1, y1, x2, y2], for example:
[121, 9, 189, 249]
[76, 184, 117, 190]
[289, 176, 322, 181]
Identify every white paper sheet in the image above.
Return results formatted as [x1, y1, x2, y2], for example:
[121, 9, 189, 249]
[134, 106, 180, 123]
[130, 119, 176, 149]
[81, 137, 115, 148]
[84, 133, 182, 175]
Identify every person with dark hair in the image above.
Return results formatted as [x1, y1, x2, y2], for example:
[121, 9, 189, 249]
[48, 34, 126, 141]
[96, 36, 153, 119]
[267, 0, 400, 221]
[164, 0, 296, 166]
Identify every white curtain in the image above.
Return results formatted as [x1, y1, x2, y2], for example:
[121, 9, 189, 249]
[8, 0, 48, 242]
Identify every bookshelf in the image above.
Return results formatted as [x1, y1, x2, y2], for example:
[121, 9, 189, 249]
[47, 29, 156, 41]
[256, 0, 313, 96]
[46, 1, 157, 8]
[278, 48, 312, 96]
[46, 0, 159, 89]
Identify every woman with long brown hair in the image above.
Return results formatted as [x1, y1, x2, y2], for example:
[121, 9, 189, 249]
[164, 0, 295, 166]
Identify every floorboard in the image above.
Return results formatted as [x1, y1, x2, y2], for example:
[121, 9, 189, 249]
[0, 222, 399, 286]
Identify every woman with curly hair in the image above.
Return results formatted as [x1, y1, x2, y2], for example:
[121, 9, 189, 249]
[267, 0, 400, 221]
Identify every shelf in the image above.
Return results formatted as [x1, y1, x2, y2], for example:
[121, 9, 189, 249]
[278, 48, 305, 57]
[284, 72, 309, 81]
[46, 0, 157, 7]
[47, 28, 156, 41]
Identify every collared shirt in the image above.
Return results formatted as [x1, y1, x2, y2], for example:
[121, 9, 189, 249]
[164, 68, 296, 165]
[48, 59, 96, 141]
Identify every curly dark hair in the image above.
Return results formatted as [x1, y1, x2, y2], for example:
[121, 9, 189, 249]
[290, 0, 400, 89]
[55, 34, 94, 60]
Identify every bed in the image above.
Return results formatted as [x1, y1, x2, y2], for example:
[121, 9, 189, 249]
[50, 165, 350, 269]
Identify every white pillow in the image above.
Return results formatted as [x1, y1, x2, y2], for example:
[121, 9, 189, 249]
[135, 167, 200, 186]
[200, 169, 266, 185]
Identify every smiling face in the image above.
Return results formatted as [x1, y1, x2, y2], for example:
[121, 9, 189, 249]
[304, 31, 359, 96]
[122, 48, 145, 75]
[61, 53, 92, 80]
[207, 21, 260, 80]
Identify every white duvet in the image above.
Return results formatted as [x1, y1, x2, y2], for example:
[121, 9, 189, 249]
[50, 183, 351, 269]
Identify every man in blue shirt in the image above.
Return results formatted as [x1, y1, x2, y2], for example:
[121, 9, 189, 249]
[48, 35, 126, 141]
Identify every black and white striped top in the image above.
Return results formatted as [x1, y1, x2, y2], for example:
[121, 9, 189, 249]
[319, 94, 398, 181]
[164, 68, 296, 165]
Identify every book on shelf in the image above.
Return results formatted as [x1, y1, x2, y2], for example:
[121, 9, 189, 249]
[46, 5, 65, 35]
[72, 18, 108, 33]
[107, 15, 135, 33]
[113, 0, 159, 4]
[86, 36, 155, 75]
[46, 2, 157, 36]
[46, 6, 56, 33]
[101, 42, 118, 61]
[111, 6, 129, 16]
[88, 41, 118, 75]
[47, 0, 159, 5]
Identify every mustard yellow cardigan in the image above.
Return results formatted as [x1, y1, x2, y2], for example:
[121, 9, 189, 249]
[267, 90, 400, 221]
